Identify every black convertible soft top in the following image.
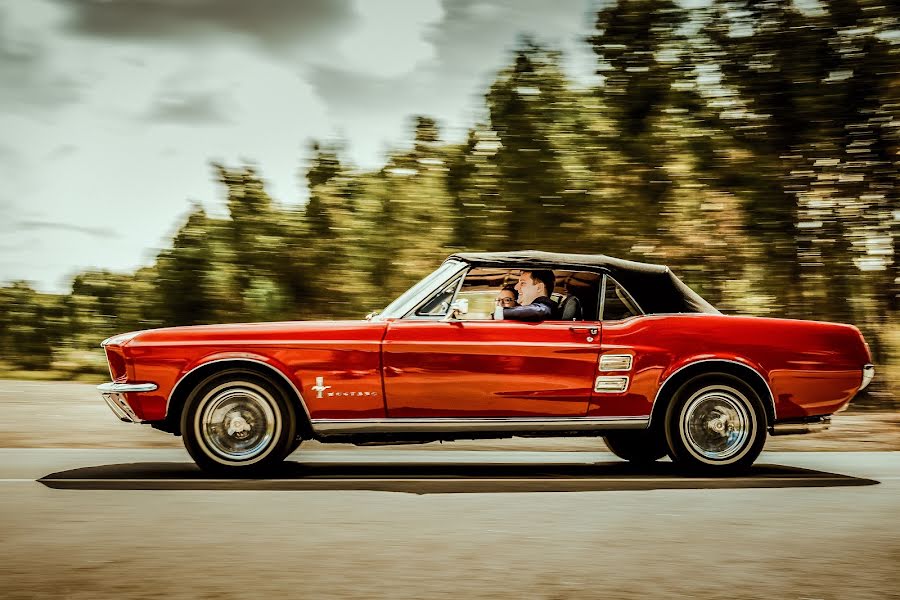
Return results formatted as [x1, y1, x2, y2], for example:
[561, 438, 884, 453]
[448, 250, 719, 315]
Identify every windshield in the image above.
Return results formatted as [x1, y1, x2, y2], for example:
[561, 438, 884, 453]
[376, 260, 467, 319]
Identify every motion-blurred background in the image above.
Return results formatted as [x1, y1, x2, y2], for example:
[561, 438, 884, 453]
[0, 0, 896, 406]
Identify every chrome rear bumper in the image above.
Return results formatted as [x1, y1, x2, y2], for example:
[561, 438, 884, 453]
[97, 382, 157, 423]
[769, 416, 831, 436]
[860, 364, 875, 391]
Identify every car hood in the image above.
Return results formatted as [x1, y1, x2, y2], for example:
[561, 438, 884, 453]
[120, 320, 389, 347]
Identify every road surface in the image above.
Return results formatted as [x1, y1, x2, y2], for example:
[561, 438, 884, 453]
[0, 448, 897, 599]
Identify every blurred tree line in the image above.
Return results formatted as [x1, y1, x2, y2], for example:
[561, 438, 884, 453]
[1, 0, 897, 395]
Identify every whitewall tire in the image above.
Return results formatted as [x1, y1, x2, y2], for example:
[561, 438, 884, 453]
[181, 369, 297, 474]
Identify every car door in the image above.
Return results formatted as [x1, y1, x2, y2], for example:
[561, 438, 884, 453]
[382, 319, 603, 418]
[587, 274, 655, 418]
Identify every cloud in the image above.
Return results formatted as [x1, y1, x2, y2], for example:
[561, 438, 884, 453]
[17, 220, 115, 238]
[0, 198, 18, 232]
[0, 0, 602, 291]
[147, 89, 232, 124]
[307, 0, 599, 165]
[47, 144, 78, 159]
[309, 66, 420, 113]
[332, 0, 444, 78]
[426, 0, 598, 84]
[57, 0, 355, 54]
[0, 6, 82, 110]
[0, 143, 21, 164]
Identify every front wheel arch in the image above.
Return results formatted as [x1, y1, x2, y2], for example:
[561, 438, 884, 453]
[166, 359, 312, 439]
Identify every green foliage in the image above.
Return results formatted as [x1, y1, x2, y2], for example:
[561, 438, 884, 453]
[0, 282, 57, 370]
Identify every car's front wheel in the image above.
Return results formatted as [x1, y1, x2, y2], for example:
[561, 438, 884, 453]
[664, 374, 766, 474]
[603, 430, 667, 464]
[181, 369, 297, 475]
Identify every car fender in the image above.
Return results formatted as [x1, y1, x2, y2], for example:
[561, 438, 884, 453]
[649, 355, 776, 427]
[166, 351, 311, 421]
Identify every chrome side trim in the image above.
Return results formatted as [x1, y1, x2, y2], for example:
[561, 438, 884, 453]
[100, 330, 144, 348]
[97, 382, 158, 393]
[311, 416, 649, 436]
[165, 358, 312, 420]
[648, 358, 777, 426]
[598, 274, 608, 320]
[770, 417, 831, 436]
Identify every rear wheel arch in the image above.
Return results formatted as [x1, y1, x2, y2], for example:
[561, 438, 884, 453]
[165, 359, 312, 438]
[649, 359, 775, 429]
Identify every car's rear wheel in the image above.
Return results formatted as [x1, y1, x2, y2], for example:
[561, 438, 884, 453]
[664, 374, 766, 474]
[603, 430, 667, 464]
[181, 369, 297, 475]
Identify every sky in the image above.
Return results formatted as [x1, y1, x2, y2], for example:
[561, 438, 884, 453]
[0, 0, 603, 293]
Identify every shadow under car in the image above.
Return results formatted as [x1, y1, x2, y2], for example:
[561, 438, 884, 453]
[38, 457, 879, 493]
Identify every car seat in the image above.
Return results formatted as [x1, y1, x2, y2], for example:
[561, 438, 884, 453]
[559, 295, 583, 321]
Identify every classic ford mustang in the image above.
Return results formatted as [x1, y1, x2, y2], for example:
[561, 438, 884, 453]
[98, 251, 874, 474]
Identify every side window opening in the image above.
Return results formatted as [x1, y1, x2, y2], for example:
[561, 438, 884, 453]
[436, 268, 602, 321]
[406, 267, 608, 321]
[556, 271, 601, 322]
[453, 267, 517, 320]
[601, 275, 642, 321]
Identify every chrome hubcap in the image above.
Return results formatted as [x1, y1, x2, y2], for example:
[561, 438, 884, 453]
[200, 386, 276, 462]
[681, 388, 751, 461]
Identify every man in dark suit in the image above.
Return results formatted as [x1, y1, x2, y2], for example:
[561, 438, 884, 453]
[503, 269, 558, 321]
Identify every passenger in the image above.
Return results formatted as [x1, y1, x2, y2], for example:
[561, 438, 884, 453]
[492, 285, 520, 319]
[503, 270, 558, 322]
[496, 285, 520, 308]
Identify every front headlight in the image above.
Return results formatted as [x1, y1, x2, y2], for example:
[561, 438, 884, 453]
[100, 331, 143, 348]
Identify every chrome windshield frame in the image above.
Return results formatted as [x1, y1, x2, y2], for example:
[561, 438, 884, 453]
[374, 260, 469, 320]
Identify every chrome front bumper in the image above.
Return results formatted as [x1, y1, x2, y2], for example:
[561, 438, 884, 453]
[97, 382, 157, 423]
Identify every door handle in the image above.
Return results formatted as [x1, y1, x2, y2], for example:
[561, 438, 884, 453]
[569, 326, 598, 336]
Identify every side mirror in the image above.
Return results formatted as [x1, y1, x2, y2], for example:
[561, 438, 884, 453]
[365, 311, 381, 321]
[442, 298, 469, 321]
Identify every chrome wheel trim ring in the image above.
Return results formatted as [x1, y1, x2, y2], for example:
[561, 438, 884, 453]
[193, 381, 282, 466]
[678, 384, 756, 465]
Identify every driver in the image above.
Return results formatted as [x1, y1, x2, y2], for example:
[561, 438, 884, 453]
[502, 270, 558, 322]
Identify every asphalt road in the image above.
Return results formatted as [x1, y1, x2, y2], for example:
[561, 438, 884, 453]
[0, 448, 897, 600]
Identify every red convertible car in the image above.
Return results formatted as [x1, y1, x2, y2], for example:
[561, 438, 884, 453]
[98, 251, 874, 474]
